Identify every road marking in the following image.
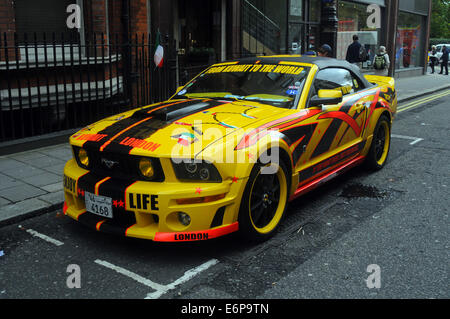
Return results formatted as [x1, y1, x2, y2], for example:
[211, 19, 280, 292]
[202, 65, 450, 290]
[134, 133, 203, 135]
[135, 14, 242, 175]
[391, 134, 424, 145]
[94, 259, 167, 291]
[145, 258, 219, 299]
[20, 226, 64, 246]
[397, 90, 450, 113]
[94, 258, 219, 299]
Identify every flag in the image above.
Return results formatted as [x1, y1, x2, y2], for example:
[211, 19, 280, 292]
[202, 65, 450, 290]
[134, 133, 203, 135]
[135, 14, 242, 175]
[154, 30, 164, 68]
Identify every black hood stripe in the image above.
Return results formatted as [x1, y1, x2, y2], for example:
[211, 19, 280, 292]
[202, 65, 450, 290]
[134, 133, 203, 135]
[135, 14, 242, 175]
[82, 99, 224, 154]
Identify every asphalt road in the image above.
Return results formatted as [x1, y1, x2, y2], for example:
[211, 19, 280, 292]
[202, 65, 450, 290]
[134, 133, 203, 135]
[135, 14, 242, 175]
[0, 91, 449, 300]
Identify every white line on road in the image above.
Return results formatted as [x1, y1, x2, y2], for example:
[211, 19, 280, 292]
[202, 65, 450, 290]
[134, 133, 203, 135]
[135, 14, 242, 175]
[20, 226, 64, 246]
[94, 259, 167, 291]
[94, 258, 219, 299]
[391, 134, 424, 145]
[145, 259, 219, 299]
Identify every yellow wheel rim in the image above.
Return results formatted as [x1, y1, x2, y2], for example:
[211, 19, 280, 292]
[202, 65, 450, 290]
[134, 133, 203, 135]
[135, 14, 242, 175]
[248, 164, 288, 234]
[375, 121, 390, 166]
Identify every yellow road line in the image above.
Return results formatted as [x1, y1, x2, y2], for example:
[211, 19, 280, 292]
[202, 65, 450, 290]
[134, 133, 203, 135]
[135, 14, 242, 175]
[399, 90, 450, 109]
[397, 90, 450, 113]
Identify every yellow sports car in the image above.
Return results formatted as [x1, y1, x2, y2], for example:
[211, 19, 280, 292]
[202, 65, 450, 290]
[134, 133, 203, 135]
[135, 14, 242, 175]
[63, 55, 397, 242]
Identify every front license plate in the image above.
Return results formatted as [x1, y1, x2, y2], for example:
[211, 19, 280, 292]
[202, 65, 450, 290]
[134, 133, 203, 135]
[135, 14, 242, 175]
[85, 192, 113, 219]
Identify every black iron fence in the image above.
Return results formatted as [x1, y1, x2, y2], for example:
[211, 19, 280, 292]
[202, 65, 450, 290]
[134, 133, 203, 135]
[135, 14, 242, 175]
[0, 32, 177, 142]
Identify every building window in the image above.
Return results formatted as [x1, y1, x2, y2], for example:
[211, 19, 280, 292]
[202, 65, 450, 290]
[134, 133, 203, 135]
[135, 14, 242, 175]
[336, 1, 381, 68]
[14, 0, 77, 44]
[395, 11, 424, 69]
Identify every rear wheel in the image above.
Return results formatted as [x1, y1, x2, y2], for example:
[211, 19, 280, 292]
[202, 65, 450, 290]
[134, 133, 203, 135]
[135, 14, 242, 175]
[238, 158, 290, 242]
[365, 115, 391, 170]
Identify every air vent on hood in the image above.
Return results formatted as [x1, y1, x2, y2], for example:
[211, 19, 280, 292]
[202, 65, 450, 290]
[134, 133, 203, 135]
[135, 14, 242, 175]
[151, 102, 211, 122]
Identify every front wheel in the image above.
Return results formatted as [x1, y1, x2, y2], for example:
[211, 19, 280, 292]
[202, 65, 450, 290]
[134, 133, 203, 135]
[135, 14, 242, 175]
[238, 159, 290, 242]
[365, 114, 391, 170]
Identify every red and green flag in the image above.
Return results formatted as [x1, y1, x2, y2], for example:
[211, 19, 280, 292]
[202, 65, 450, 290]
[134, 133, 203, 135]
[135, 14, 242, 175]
[154, 30, 164, 68]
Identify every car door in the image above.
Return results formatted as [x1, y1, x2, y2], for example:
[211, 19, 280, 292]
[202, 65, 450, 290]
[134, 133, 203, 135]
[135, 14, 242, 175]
[305, 67, 366, 174]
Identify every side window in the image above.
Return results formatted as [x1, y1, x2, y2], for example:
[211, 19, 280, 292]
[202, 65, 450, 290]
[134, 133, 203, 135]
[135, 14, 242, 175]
[314, 68, 356, 96]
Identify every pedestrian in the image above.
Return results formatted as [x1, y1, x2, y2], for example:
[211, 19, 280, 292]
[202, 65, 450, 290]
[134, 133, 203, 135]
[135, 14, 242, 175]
[346, 35, 362, 66]
[402, 43, 410, 68]
[429, 45, 439, 74]
[318, 44, 333, 58]
[372, 46, 390, 76]
[438, 45, 449, 75]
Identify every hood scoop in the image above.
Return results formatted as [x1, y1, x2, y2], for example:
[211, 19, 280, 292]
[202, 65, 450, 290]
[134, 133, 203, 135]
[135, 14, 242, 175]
[152, 102, 212, 122]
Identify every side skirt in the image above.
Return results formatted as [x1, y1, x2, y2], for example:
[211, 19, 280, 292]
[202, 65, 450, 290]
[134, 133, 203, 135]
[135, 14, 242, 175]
[289, 155, 366, 201]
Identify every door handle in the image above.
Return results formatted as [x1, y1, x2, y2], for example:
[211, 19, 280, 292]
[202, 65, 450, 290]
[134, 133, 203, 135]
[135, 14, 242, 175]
[354, 104, 365, 112]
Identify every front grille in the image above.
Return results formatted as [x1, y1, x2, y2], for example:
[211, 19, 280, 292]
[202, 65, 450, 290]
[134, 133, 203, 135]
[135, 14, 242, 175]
[73, 146, 165, 182]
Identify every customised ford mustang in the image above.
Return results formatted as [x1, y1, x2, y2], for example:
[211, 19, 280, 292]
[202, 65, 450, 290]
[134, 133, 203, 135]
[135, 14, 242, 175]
[63, 55, 397, 242]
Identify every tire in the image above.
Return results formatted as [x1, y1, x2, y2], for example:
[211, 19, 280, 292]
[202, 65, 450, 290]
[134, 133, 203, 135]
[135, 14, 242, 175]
[365, 114, 391, 171]
[238, 157, 290, 242]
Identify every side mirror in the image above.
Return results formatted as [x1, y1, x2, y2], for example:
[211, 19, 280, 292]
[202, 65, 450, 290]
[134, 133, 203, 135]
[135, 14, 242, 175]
[309, 89, 343, 107]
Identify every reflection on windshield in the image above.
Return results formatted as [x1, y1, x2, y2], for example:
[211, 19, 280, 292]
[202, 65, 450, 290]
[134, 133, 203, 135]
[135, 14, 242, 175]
[174, 64, 310, 108]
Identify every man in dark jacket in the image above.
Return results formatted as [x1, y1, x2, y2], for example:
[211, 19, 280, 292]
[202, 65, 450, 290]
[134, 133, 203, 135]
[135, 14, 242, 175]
[346, 35, 362, 64]
[439, 45, 449, 75]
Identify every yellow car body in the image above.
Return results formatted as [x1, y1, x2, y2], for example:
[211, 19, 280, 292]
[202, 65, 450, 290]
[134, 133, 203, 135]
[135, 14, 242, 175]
[63, 55, 397, 242]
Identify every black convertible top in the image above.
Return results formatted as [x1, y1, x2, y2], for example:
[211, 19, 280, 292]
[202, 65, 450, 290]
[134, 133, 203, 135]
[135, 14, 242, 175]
[234, 55, 373, 88]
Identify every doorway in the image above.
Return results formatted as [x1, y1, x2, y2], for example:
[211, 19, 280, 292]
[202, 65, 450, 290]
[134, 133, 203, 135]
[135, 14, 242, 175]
[175, 0, 225, 84]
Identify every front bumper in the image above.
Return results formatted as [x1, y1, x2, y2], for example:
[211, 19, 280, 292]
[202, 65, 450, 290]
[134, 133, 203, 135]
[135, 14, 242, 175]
[63, 159, 245, 241]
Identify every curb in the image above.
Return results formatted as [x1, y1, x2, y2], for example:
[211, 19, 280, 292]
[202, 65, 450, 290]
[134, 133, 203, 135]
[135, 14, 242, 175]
[0, 201, 64, 228]
[397, 84, 450, 104]
[1, 85, 450, 228]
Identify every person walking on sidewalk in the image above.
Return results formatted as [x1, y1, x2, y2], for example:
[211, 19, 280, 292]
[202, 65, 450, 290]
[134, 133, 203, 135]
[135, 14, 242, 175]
[429, 45, 439, 74]
[372, 46, 390, 76]
[439, 45, 449, 75]
[346, 35, 364, 67]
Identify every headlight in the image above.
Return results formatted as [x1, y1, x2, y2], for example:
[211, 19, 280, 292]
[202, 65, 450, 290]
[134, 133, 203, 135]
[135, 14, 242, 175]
[139, 158, 155, 179]
[172, 159, 222, 182]
[74, 147, 90, 169]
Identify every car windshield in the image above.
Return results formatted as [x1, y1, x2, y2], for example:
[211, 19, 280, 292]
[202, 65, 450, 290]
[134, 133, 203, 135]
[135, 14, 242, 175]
[174, 63, 311, 108]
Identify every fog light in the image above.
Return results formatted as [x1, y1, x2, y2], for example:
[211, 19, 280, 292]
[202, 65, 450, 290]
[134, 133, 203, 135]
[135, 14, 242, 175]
[178, 212, 191, 226]
[139, 158, 154, 179]
[78, 148, 89, 168]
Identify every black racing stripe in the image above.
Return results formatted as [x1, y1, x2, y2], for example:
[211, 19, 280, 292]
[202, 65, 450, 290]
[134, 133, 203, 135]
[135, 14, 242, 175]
[81, 100, 194, 151]
[77, 211, 103, 229]
[99, 100, 223, 153]
[77, 173, 106, 196]
[97, 178, 137, 234]
[339, 94, 363, 113]
[311, 119, 343, 159]
[101, 118, 169, 154]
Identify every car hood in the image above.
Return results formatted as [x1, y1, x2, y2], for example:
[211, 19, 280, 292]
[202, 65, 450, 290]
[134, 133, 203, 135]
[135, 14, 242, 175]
[70, 98, 295, 158]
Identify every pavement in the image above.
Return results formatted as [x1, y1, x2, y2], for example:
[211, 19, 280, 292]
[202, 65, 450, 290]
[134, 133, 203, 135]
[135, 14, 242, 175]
[0, 72, 449, 227]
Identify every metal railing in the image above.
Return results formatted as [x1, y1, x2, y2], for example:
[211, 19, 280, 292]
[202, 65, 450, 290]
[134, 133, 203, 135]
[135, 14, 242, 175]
[0, 32, 176, 142]
[242, 0, 281, 56]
